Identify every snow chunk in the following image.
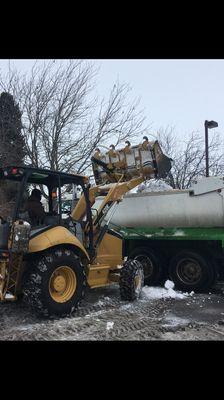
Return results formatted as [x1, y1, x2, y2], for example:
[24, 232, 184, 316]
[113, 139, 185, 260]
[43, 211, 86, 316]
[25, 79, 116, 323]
[106, 322, 114, 331]
[164, 280, 175, 290]
[96, 300, 105, 306]
[5, 293, 14, 299]
[173, 230, 185, 237]
[23, 221, 31, 227]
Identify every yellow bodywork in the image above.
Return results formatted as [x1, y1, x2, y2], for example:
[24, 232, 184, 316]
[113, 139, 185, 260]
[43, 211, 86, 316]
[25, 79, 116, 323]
[29, 226, 122, 289]
[94, 232, 122, 267]
[25, 177, 144, 292]
[87, 232, 123, 288]
[72, 176, 144, 224]
[29, 226, 89, 260]
[70, 176, 144, 288]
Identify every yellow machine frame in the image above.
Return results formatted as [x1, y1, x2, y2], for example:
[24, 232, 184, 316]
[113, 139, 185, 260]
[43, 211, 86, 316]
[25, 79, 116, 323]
[0, 140, 171, 301]
[71, 175, 144, 288]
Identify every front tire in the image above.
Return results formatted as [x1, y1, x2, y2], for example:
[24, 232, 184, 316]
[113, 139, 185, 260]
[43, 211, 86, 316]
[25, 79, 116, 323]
[23, 248, 86, 317]
[120, 259, 144, 301]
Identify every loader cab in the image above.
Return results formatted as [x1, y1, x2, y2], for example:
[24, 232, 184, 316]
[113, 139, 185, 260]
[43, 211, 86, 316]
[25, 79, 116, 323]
[0, 166, 93, 252]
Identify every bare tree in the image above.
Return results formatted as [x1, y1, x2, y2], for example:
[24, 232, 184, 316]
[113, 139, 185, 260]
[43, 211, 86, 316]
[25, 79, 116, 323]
[0, 60, 148, 175]
[156, 127, 224, 189]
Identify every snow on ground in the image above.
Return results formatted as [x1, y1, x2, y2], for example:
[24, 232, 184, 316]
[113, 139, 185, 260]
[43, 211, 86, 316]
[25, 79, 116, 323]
[1, 282, 224, 340]
[142, 280, 190, 300]
[162, 315, 190, 328]
[106, 322, 114, 330]
[129, 179, 173, 194]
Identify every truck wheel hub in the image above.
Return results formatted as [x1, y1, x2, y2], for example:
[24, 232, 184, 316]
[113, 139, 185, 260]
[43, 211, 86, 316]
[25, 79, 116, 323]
[177, 259, 201, 283]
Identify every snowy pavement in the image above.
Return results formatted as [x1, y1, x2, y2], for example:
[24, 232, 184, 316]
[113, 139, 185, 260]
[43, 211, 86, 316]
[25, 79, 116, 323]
[1, 280, 224, 340]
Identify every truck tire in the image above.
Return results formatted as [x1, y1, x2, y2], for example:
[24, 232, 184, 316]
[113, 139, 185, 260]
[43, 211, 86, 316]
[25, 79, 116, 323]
[129, 247, 165, 286]
[169, 250, 216, 292]
[23, 248, 86, 317]
[120, 259, 144, 301]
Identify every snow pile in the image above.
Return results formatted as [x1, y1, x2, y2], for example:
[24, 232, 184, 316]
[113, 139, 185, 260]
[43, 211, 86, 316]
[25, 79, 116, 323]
[142, 280, 189, 300]
[138, 179, 173, 193]
[130, 179, 173, 194]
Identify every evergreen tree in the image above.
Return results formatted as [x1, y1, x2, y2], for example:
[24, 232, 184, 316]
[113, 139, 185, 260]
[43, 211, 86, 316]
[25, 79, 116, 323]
[0, 92, 26, 209]
[0, 92, 26, 167]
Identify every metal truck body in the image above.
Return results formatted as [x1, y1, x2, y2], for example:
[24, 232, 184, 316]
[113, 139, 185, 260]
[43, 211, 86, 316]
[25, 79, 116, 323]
[107, 176, 224, 228]
[102, 176, 224, 292]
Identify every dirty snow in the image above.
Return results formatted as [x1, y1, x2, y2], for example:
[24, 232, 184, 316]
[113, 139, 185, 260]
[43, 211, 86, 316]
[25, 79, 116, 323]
[1, 283, 224, 340]
[173, 229, 185, 236]
[130, 179, 173, 194]
[162, 315, 190, 328]
[142, 280, 189, 300]
[106, 322, 114, 330]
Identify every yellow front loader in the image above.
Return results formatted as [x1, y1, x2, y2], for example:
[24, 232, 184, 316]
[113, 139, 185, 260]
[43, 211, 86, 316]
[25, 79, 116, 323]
[0, 141, 172, 317]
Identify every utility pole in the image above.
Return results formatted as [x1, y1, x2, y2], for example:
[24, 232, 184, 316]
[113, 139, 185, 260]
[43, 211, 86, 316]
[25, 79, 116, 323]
[204, 120, 218, 177]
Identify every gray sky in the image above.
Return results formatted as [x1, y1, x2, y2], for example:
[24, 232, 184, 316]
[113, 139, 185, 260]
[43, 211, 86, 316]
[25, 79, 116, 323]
[0, 59, 223, 139]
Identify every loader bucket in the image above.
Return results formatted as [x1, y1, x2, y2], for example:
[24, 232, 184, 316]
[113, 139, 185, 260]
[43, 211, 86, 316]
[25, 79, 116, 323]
[91, 141, 172, 185]
[153, 141, 173, 179]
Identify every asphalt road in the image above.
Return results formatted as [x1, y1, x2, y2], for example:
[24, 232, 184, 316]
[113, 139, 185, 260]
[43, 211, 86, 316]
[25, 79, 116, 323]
[1, 283, 224, 340]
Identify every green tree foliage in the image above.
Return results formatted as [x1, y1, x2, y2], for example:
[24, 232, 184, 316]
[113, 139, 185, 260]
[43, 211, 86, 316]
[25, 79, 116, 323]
[0, 92, 26, 209]
[0, 92, 25, 167]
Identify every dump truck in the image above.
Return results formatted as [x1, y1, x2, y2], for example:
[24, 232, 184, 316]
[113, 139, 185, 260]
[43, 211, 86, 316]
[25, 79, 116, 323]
[0, 140, 171, 316]
[98, 175, 224, 293]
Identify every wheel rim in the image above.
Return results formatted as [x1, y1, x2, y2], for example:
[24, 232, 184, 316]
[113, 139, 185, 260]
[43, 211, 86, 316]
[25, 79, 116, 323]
[134, 255, 153, 279]
[176, 258, 202, 284]
[49, 266, 77, 303]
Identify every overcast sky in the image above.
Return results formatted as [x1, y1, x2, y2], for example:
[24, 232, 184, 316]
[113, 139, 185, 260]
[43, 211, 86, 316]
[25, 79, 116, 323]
[0, 59, 223, 140]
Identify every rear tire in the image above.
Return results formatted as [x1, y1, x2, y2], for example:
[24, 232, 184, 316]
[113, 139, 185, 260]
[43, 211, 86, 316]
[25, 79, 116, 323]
[129, 247, 165, 285]
[120, 259, 144, 301]
[23, 248, 86, 317]
[169, 250, 217, 292]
